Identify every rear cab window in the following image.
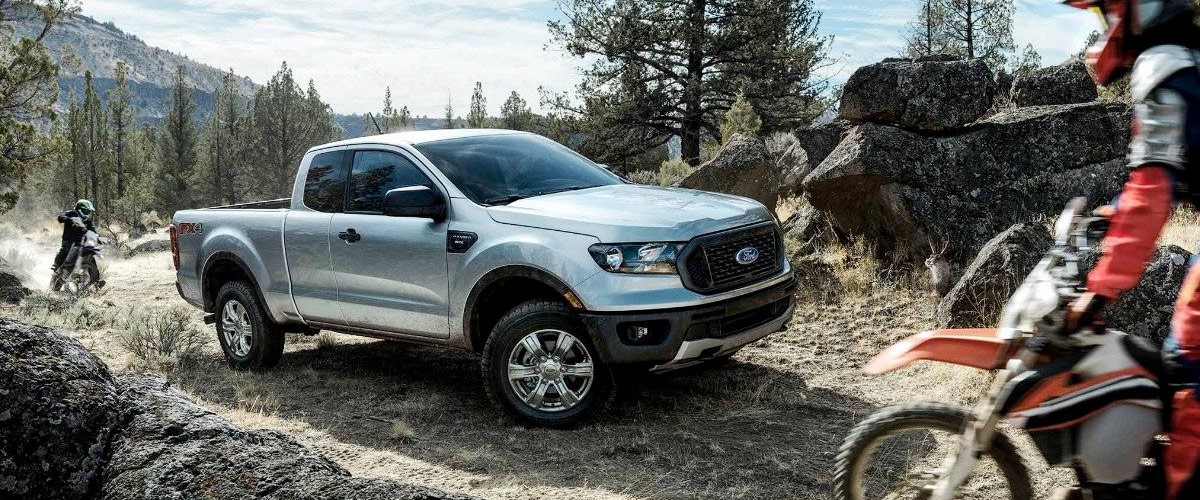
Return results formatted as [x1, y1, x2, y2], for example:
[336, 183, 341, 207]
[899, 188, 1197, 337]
[303, 151, 349, 213]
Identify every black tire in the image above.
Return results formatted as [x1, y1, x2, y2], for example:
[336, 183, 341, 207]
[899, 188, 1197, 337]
[833, 402, 1032, 500]
[214, 280, 284, 370]
[481, 300, 614, 428]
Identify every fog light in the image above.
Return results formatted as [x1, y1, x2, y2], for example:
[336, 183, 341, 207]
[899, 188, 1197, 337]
[618, 321, 669, 346]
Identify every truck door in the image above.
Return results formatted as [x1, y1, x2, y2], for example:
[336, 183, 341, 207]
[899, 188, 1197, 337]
[329, 149, 450, 338]
[284, 149, 349, 325]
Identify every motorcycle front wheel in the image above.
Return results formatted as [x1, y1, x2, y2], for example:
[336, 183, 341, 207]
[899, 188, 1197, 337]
[833, 402, 1032, 500]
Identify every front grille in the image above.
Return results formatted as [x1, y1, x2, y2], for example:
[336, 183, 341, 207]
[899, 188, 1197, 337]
[680, 223, 783, 294]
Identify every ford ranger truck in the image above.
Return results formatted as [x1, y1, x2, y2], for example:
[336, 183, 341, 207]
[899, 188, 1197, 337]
[171, 129, 796, 427]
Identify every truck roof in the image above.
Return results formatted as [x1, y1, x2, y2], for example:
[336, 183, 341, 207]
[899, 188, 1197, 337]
[313, 128, 528, 152]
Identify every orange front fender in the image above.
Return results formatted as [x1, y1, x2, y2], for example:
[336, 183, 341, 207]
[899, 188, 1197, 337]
[864, 328, 1014, 375]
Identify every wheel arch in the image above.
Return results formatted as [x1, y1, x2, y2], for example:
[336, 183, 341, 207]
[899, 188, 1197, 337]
[463, 265, 584, 353]
[201, 251, 270, 315]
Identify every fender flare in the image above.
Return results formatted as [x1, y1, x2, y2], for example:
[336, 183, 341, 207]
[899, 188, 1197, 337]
[462, 265, 581, 351]
[200, 251, 269, 314]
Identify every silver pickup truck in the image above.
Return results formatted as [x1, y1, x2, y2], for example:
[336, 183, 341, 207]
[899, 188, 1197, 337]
[171, 129, 795, 427]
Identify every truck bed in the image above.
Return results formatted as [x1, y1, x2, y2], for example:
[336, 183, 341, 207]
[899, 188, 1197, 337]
[205, 198, 291, 210]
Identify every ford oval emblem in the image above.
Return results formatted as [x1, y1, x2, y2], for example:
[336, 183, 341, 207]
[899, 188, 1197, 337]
[735, 247, 760, 265]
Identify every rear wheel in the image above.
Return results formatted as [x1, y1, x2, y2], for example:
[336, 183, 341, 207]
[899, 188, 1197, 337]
[481, 300, 614, 428]
[833, 403, 1032, 500]
[215, 280, 284, 370]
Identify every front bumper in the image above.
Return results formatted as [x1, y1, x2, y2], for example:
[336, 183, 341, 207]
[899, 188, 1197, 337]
[579, 275, 795, 369]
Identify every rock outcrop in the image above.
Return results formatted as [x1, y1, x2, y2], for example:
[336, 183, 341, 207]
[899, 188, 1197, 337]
[0, 318, 473, 500]
[103, 375, 472, 500]
[804, 102, 1130, 261]
[0, 319, 121, 500]
[679, 134, 782, 210]
[1083, 245, 1191, 345]
[936, 223, 1052, 328]
[839, 56, 998, 131]
[1011, 58, 1098, 107]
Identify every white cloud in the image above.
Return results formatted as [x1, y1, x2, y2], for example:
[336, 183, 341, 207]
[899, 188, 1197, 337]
[80, 0, 1106, 114]
[81, 0, 577, 116]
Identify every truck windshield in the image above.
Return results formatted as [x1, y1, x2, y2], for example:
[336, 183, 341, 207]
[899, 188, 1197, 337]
[414, 134, 622, 205]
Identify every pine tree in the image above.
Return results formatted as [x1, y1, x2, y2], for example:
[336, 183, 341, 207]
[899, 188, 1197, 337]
[467, 82, 488, 128]
[198, 70, 243, 206]
[0, 0, 75, 213]
[905, 0, 950, 57]
[381, 86, 397, 132]
[940, 0, 1015, 68]
[1010, 43, 1041, 79]
[500, 91, 533, 131]
[719, 92, 762, 143]
[397, 105, 413, 130]
[443, 94, 454, 129]
[157, 65, 199, 213]
[81, 71, 109, 205]
[549, 0, 829, 166]
[245, 62, 339, 199]
[109, 61, 134, 200]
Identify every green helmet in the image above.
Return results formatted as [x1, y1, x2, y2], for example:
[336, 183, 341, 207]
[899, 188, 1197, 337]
[75, 199, 95, 220]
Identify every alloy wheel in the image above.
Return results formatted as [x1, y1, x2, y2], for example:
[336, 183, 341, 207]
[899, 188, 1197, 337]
[506, 329, 594, 413]
[221, 299, 253, 358]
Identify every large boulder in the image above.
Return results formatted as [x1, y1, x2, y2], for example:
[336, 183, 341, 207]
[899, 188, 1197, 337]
[130, 239, 171, 255]
[0, 319, 121, 500]
[679, 134, 782, 209]
[1011, 57, 1098, 107]
[0, 267, 30, 304]
[1083, 245, 1192, 345]
[103, 374, 472, 500]
[804, 102, 1130, 261]
[936, 223, 1053, 328]
[839, 57, 998, 131]
[0, 318, 473, 500]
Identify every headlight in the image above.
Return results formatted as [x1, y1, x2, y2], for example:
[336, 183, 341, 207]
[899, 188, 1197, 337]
[588, 242, 685, 274]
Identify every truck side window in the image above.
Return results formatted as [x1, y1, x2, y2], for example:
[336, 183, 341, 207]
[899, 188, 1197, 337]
[303, 151, 348, 213]
[347, 150, 434, 213]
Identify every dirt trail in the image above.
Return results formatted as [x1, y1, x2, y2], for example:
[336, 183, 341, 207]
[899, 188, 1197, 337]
[5, 225, 1058, 499]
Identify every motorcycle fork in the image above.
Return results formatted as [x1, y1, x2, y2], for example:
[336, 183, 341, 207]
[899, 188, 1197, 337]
[931, 368, 1012, 500]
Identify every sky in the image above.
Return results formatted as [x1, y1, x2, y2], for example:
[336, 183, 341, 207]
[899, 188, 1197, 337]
[79, 0, 1099, 117]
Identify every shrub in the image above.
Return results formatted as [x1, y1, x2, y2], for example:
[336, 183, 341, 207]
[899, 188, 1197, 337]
[658, 158, 694, 186]
[624, 169, 658, 185]
[118, 305, 205, 368]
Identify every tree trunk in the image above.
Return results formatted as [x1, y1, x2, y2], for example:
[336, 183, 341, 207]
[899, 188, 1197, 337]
[681, 0, 706, 166]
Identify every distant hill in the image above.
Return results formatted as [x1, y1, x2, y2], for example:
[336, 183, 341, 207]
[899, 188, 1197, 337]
[12, 11, 464, 138]
[12, 10, 256, 125]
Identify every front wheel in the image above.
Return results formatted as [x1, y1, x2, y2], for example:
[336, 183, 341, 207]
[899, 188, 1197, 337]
[833, 402, 1032, 500]
[481, 300, 614, 428]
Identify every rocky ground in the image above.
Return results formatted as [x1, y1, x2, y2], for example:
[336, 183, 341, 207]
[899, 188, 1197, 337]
[1, 218, 1084, 500]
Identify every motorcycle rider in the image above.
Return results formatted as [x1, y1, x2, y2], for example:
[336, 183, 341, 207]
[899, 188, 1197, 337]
[52, 199, 97, 271]
[1063, 0, 1200, 497]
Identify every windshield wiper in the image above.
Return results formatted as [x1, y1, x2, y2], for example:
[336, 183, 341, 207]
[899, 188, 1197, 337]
[536, 185, 593, 196]
[484, 194, 529, 206]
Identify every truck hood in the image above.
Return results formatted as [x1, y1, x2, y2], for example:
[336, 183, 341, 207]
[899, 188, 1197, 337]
[485, 184, 773, 242]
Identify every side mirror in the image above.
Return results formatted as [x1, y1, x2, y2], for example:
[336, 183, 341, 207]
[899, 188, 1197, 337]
[383, 185, 446, 221]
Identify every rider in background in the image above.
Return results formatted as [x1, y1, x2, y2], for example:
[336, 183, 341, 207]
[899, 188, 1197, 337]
[52, 199, 96, 271]
[1063, 0, 1200, 498]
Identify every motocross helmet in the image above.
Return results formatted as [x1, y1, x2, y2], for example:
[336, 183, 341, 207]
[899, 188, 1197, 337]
[1064, 0, 1198, 85]
[75, 199, 94, 221]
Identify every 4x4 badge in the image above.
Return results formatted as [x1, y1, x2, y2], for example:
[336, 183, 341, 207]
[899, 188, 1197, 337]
[735, 247, 759, 265]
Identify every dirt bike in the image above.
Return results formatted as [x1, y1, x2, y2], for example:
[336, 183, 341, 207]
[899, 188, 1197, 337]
[51, 229, 106, 294]
[833, 198, 1183, 500]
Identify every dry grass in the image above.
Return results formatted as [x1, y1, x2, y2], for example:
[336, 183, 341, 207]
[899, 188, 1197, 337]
[774, 195, 802, 223]
[1159, 208, 1200, 250]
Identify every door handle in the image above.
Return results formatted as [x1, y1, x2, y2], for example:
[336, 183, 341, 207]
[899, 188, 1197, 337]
[337, 228, 361, 243]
